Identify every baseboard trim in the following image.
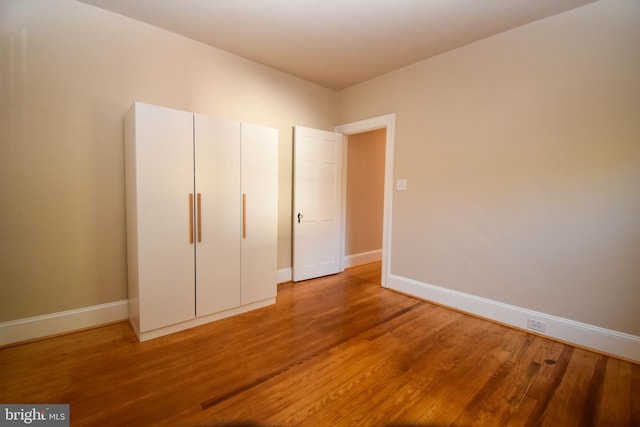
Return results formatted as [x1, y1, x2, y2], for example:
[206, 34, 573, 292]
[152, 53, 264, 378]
[387, 274, 640, 363]
[279, 249, 383, 283]
[0, 300, 129, 346]
[343, 249, 382, 268]
[277, 268, 292, 284]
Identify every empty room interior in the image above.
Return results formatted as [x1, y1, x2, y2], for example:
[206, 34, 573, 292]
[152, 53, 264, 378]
[1, 0, 639, 425]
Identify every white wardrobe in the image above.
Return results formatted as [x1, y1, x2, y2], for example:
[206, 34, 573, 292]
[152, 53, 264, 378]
[124, 102, 278, 341]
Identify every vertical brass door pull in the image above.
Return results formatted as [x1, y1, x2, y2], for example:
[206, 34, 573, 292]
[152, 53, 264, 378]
[189, 193, 194, 244]
[197, 193, 202, 242]
[242, 194, 247, 238]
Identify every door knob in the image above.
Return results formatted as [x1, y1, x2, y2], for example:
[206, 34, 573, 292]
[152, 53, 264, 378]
[297, 213, 303, 223]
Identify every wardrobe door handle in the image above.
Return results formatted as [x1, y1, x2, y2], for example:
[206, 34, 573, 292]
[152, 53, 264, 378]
[189, 193, 194, 244]
[242, 193, 247, 238]
[197, 193, 202, 243]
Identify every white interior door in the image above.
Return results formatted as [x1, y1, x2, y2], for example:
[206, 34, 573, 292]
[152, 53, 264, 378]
[293, 126, 343, 282]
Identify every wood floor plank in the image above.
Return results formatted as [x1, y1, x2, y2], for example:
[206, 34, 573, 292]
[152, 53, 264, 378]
[632, 363, 640, 426]
[0, 262, 637, 426]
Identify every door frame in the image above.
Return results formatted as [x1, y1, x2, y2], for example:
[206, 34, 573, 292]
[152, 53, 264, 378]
[334, 113, 395, 287]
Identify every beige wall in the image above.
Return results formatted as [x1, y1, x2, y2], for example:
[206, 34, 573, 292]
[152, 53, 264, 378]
[0, 0, 335, 321]
[345, 129, 385, 256]
[337, 0, 640, 335]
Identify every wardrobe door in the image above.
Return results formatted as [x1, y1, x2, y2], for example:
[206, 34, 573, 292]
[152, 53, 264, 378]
[240, 123, 278, 305]
[194, 114, 242, 317]
[128, 102, 196, 332]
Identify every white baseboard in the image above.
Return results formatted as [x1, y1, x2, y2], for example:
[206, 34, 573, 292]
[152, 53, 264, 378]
[278, 250, 382, 283]
[343, 249, 382, 268]
[0, 300, 129, 346]
[387, 274, 640, 363]
[277, 268, 292, 284]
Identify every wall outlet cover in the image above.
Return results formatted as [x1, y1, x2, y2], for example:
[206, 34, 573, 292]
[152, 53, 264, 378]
[528, 318, 547, 333]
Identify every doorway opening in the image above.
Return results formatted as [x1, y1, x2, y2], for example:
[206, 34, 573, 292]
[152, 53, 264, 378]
[335, 114, 395, 287]
[343, 129, 386, 269]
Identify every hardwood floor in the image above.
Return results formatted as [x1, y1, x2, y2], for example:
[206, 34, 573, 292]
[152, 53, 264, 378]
[1, 262, 638, 426]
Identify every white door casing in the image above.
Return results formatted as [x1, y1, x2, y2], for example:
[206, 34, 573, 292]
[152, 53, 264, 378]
[293, 126, 344, 282]
[335, 114, 396, 287]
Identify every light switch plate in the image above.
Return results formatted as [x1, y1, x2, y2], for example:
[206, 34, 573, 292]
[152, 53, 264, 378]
[396, 179, 407, 191]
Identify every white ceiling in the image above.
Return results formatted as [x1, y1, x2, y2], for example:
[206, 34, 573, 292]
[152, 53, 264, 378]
[77, 0, 597, 90]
